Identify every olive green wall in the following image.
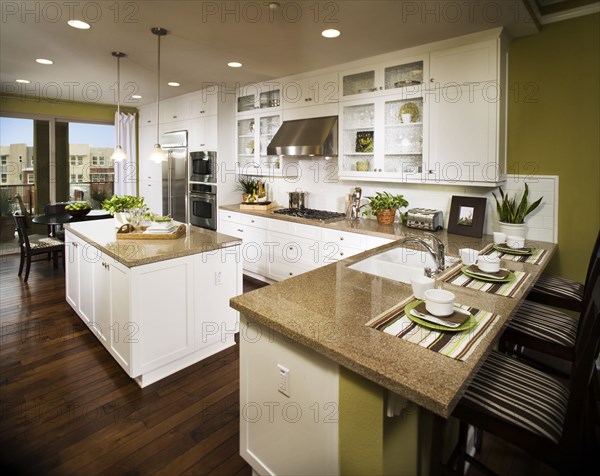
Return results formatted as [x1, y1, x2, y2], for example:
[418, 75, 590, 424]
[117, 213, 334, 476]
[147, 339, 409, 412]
[508, 13, 600, 282]
[0, 95, 137, 121]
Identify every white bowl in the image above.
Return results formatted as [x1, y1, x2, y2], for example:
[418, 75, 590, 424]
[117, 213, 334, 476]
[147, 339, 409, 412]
[477, 255, 501, 273]
[424, 289, 455, 317]
[150, 219, 174, 229]
[506, 235, 525, 249]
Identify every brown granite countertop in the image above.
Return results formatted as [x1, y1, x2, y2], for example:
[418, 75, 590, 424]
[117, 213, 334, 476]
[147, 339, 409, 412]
[229, 217, 557, 418]
[65, 219, 241, 268]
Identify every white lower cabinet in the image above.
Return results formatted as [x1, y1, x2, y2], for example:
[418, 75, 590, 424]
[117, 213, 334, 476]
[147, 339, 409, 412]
[65, 230, 241, 387]
[219, 210, 395, 282]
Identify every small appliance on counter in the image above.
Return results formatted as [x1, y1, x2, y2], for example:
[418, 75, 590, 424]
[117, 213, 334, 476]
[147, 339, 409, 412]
[406, 208, 444, 231]
[288, 189, 308, 209]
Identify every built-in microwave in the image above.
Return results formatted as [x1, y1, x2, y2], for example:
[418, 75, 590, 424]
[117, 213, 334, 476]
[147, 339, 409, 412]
[189, 151, 216, 183]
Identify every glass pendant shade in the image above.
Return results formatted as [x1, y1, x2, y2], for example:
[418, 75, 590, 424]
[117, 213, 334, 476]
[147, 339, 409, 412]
[150, 143, 167, 163]
[111, 51, 127, 162]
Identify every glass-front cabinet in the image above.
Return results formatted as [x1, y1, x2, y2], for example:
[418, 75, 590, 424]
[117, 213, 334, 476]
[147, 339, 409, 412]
[237, 82, 282, 114]
[339, 89, 425, 181]
[340, 56, 427, 99]
[236, 112, 285, 176]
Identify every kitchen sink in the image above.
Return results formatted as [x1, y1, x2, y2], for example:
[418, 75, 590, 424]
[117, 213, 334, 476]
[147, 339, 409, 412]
[348, 247, 456, 284]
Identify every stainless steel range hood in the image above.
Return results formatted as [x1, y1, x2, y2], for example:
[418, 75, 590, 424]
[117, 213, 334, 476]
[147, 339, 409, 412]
[267, 116, 338, 157]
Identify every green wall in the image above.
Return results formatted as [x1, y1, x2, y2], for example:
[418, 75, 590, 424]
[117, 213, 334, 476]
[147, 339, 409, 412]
[507, 13, 600, 282]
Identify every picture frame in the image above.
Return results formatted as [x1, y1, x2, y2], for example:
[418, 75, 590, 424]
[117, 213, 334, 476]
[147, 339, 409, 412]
[447, 196, 487, 238]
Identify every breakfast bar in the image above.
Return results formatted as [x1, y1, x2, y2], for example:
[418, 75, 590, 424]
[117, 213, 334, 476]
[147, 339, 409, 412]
[230, 230, 556, 474]
[64, 219, 242, 387]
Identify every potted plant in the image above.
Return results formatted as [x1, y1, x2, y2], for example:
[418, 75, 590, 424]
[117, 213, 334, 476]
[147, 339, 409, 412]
[236, 176, 259, 203]
[101, 195, 146, 226]
[362, 191, 409, 225]
[492, 183, 542, 238]
[245, 140, 255, 155]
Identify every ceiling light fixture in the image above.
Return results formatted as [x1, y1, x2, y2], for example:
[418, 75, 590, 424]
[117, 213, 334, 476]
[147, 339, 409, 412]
[167, 82, 180, 87]
[16, 79, 30, 84]
[228, 62, 242, 68]
[110, 51, 127, 163]
[35, 58, 54, 65]
[132, 94, 142, 99]
[321, 29, 341, 38]
[68, 19, 91, 29]
[149, 27, 168, 163]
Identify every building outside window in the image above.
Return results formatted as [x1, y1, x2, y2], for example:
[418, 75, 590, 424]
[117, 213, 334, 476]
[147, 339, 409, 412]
[1, 174, 7, 184]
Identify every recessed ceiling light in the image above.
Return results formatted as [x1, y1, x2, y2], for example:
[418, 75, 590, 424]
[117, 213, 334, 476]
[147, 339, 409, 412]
[228, 62, 242, 68]
[321, 29, 341, 38]
[132, 95, 142, 99]
[16, 79, 30, 84]
[36, 58, 54, 65]
[167, 82, 180, 87]
[67, 19, 91, 29]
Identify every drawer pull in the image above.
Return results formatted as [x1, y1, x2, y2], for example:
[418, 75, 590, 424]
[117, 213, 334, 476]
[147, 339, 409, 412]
[289, 272, 293, 276]
[237, 229, 244, 233]
[340, 237, 344, 241]
[340, 252, 344, 256]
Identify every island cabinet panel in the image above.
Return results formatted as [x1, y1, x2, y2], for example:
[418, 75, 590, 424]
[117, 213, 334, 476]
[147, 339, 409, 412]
[219, 212, 268, 276]
[129, 257, 194, 377]
[240, 315, 339, 475]
[109, 259, 132, 373]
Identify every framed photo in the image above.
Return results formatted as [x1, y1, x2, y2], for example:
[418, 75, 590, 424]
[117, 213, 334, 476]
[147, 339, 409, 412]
[447, 196, 487, 238]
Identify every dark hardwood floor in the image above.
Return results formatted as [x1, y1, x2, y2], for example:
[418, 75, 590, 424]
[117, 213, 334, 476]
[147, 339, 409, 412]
[0, 255, 571, 475]
[0, 254, 258, 475]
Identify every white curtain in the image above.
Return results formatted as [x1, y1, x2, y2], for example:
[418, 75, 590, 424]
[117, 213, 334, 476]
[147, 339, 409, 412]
[113, 112, 137, 196]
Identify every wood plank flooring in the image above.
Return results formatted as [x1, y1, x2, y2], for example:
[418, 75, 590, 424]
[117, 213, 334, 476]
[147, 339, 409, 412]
[0, 254, 254, 475]
[0, 255, 568, 475]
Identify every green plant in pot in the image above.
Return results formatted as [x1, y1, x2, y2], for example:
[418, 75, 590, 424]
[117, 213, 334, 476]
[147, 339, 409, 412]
[362, 191, 409, 225]
[492, 183, 542, 238]
[236, 176, 259, 203]
[101, 195, 146, 226]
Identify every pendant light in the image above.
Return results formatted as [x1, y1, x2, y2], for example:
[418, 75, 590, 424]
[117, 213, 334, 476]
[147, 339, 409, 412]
[149, 27, 168, 163]
[110, 51, 127, 162]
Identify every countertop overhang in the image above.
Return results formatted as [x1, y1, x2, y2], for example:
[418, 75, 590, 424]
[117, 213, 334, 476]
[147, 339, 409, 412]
[226, 204, 557, 418]
[65, 220, 241, 268]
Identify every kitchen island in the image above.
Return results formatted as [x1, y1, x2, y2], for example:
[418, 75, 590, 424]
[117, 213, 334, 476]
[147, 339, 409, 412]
[230, 229, 556, 475]
[64, 219, 242, 387]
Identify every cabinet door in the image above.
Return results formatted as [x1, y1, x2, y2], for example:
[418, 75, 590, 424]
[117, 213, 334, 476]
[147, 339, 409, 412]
[160, 97, 190, 124]
[282, 72, 339, 109]
[340, 65, 378, 99]
[429, 39, 498, 86]
[189, 90, 218, 118]
[138, 106, 156, 127]
[109, 260, 132, 374]
[138, 125, 163, 182]
[64, 232, 80, 310]
[189, 116, 217, 151]
[381, 56, 427, 95]
[93, 253, 111, 345]
[139, 180, 163, 215]
[427, 82, 498, 183]
[78, 242, 98, 328]
[338, 98, 379, 176]
[241, 225, 267, 276]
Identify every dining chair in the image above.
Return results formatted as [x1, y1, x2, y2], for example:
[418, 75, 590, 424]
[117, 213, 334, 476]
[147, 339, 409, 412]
[14, 193, 47, 235]
[431, 272, 600, 475]
[525, 230, 600, 313]
[13, 214, 64, 283]
[43, 202, 69, 239]
[499, 230, 600, 374]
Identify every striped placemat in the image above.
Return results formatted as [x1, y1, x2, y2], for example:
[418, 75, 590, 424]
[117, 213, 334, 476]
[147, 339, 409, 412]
[480, 243, 548, 265]
[368, 299, 500, 362]
[443, 266, 528, 298]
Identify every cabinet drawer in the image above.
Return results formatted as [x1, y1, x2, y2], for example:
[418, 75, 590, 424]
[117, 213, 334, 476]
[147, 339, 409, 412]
[321, 229, 366, 250]
[267, 231, 322, 268]
[220, 210, 243, 224]
[268, 219, 322, 241]
[240, 214, 267, 229]
[321, 243, 363, 264]
[267, 259, 316, 282]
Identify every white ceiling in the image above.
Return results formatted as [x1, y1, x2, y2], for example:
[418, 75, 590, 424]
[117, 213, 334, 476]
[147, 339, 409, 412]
[0, 1, 544, 107]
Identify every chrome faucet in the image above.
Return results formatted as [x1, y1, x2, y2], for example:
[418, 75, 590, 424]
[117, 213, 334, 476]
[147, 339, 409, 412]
[399, 233, 446, 277]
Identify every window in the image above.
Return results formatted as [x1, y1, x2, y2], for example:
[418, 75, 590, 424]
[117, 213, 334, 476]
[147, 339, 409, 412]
[77, 156, 83, 165]
[70, 174, 76, 182]
[0, 155, 7, 166]
[1, 174, 6, 184]
[77, 174, 83, 183]
[26, 174, 34, 184]
[98, 156, 105, 166]
[92, 156, 98, 165]
[70, 155, 77, 165]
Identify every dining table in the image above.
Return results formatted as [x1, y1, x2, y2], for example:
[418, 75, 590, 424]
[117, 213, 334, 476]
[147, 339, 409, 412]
[33, 210, 112, 237]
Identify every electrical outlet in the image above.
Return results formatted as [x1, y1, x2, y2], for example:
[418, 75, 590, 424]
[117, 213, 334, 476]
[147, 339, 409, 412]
[277, 364, 290, 397]
[215, 271, 222, 285]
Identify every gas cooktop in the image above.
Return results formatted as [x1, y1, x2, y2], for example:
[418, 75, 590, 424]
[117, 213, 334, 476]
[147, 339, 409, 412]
[273, 208, 346, 222]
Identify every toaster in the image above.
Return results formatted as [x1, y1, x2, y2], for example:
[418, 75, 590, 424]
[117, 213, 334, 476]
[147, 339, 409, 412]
[406, 208, 444, 231]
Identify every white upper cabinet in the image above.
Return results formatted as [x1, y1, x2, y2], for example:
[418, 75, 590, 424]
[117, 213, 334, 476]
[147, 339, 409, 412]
[138, 105, 156, 127]
[237, 82, 282, 115]
[429, 39, 498, 86]
[160, 97, 190, 124]
[281, 72, 339, 109]
[189, 88, 219, 118]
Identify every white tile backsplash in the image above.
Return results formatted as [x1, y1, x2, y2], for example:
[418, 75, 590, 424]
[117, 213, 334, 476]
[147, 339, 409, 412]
[265, 160, 558, 243]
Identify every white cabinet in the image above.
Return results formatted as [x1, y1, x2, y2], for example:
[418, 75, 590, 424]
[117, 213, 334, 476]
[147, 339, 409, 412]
[190, 89, 218, 118]
[189, 116, 218, 151]
[237, 82, 281, 114]
[338, 90, 425, 181]
[138, 125, 162, 182]
[139, 180, 163, 215]
[220, 211, 268, 277]
[64, 228, 242, 387]
[426, 37, 507, 184]
[160, 97, 190, 124]
[138, 105, 156, 127]
[282, 72, 339, 110]
[236, 112, 285, 176]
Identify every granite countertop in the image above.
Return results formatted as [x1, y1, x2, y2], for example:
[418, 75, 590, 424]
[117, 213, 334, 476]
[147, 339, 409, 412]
[65, 219, 241, 268]
[228, 206, 557, 418]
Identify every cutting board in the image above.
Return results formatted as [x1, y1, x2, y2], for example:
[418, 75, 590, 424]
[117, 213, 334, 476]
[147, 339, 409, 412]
[116, 224, 186, 240]
[239, 201, 277, 210]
